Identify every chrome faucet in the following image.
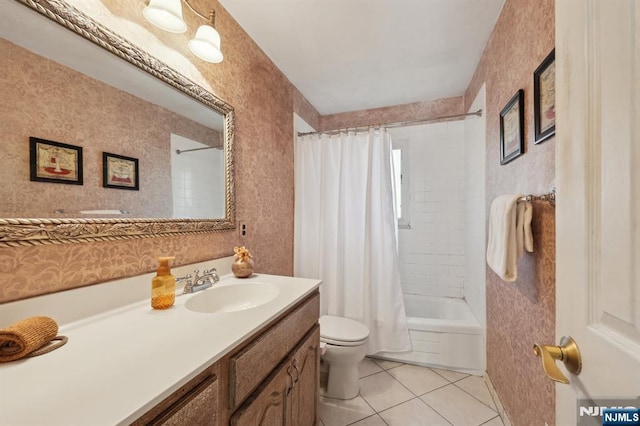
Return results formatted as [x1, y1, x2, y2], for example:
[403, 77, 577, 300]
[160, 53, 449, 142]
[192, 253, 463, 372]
[176, 273, 192, 292]
[179, 268, 220, 294]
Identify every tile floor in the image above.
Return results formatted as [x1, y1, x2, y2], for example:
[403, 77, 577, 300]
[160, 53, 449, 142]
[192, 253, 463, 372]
[319, 357, 504, 426]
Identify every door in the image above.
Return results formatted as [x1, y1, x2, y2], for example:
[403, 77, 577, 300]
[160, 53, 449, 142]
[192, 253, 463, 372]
[230, 361, 292, 426]
[290, 326, 320, 426]
[556, 0, 640, 424]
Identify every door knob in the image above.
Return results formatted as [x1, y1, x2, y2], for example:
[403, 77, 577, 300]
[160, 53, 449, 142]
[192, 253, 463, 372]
[533, 336, 582, 384]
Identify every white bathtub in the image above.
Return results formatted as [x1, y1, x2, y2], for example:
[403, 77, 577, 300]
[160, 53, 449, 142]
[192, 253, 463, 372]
[374, 295, 484, 374]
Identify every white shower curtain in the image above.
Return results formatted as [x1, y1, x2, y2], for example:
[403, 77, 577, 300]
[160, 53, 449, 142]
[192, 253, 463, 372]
[294, 128, 411, 355]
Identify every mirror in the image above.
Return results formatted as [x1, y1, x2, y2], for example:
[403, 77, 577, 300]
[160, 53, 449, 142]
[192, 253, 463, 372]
[0, 0, 235, 247]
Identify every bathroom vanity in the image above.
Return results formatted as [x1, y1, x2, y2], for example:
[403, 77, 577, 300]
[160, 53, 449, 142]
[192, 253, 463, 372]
[135, 291, 320, 425]
[0, 259, 321, 425]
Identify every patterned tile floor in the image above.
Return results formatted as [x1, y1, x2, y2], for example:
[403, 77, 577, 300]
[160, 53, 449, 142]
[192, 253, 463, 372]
[319, 357, 504, 426]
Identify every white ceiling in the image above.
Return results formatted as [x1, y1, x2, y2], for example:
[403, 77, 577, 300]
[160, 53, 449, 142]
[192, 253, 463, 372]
[219, 0, 505, 115]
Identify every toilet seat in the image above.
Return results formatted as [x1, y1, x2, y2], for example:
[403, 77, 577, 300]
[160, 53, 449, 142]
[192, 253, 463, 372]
[319, 315, 369, 347]
[321, 336, 368, 347]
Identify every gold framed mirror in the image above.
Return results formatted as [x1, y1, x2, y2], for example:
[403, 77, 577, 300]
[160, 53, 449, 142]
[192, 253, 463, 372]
[0, 0, 235, 248]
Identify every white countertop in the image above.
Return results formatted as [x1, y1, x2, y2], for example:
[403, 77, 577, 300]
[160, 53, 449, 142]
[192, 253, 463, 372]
[0, 263, 320, 426]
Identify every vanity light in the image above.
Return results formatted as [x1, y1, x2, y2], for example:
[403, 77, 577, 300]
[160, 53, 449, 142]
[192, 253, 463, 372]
[143, 0, 223, 63]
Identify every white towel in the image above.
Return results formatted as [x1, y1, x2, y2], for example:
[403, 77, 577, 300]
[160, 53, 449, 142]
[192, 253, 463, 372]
[486, 194, 533, 282]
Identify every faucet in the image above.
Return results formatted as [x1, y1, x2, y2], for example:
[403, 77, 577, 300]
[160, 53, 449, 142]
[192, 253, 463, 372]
[176, 273, 192, 292]
[179, 268, 219, 294]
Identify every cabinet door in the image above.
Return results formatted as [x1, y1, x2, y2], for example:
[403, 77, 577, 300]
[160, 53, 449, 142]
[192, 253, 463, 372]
[230, 360, 293, 426]
[229, 292, 319, 409]
[150, 374, 218, 426]
[291, 326, 320, 426]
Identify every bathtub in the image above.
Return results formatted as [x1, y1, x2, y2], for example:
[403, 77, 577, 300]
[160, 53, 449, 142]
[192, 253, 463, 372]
[374, 295, 484, 374]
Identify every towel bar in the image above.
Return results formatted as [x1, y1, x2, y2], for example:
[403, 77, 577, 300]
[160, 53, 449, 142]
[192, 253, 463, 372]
[518, 188, 556, 206]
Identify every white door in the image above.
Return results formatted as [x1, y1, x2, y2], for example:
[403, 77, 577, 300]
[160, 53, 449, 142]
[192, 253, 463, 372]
[556, 0, 640, 424]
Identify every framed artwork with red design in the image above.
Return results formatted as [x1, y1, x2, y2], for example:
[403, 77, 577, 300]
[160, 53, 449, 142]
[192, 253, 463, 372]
[29, 137, 83, 185]
[103, 152, 139, 190]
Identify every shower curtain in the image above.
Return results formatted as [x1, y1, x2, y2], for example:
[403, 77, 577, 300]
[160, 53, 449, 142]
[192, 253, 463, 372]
[294, 128, 411, 355]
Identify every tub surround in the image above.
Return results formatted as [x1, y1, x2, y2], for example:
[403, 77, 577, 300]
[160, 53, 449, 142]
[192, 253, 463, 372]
[0, 257, 320, 425]
[391, 121, 467, 299]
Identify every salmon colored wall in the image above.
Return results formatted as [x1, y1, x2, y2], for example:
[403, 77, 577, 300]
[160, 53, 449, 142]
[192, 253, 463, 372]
[464, 0, 556, 425]
[1, 39, 220, 219]
[0, 0, 320, 302]
[320, 97, 464, 131]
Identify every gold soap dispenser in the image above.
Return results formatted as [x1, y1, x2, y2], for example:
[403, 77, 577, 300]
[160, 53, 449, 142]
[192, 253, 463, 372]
[151, 256, 176, 309]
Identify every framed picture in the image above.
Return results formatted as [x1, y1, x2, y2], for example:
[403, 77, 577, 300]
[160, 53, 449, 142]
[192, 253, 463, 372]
[534, 49, 555, 144]
[500, 90, 525, 165]
[103, 152, 139, 190]
[29, 137, 83, 185]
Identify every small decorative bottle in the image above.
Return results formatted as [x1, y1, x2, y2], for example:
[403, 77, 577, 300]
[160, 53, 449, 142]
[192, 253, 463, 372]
[151, 256, 176, 309]
[232, 246, 254, 278]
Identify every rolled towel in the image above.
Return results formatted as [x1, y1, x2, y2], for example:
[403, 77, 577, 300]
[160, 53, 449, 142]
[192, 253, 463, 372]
[524, 201, 534, 253]
[0, 316, 59, 363]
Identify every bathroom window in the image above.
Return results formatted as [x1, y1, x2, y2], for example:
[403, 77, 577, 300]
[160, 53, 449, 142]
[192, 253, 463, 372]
[392, 148, 410, 228]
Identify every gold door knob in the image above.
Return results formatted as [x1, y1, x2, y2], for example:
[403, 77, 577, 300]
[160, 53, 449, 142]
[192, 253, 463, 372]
[533, 336, 582, 384]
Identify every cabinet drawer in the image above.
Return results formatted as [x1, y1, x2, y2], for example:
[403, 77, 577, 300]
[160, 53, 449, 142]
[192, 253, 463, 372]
[229, 292, 319, 408]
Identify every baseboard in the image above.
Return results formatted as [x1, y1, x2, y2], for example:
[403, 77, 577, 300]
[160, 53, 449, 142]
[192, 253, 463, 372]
[484, 373, 513, 426]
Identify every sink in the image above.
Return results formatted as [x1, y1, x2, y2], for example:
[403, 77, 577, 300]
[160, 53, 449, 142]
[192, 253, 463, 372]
[185, 282, 280, 313]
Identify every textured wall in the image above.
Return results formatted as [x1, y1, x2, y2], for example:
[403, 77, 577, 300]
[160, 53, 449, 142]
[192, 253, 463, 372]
[320, 97, 464, 131]
[463, 0, 556, 425]
[0, 0, 320, 302]
[0, 39, 219, 218]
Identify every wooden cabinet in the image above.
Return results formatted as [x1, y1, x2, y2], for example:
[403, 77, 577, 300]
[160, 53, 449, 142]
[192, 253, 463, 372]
[290, 327, 320, 426]
[230, 326, 320, 426]
[135, 290, 320, 426]
[152, 375, 219, 425]
[133, 364, 219, 426]
[229, 361, 292, 426]
[229, 292, 319, 409]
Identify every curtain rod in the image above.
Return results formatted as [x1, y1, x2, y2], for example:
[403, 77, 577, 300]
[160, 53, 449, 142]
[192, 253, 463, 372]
[175, 146, 221, 154]
[297, 109, 483, 137]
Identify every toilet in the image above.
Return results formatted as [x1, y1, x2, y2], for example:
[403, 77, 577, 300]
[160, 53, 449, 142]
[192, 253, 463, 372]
[319, 315, 370, 400]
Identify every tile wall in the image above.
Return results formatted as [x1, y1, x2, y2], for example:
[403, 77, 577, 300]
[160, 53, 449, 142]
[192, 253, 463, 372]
[463, 85, 487, 329]
[391, 121, 467, 299]
[170, 135, 226, 219]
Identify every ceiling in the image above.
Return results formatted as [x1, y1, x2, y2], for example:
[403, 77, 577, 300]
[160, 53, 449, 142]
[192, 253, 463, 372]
[219, 0, 505, 115]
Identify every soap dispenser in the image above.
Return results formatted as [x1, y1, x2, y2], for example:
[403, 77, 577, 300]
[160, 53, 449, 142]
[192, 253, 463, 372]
[151, 256, 176, 309]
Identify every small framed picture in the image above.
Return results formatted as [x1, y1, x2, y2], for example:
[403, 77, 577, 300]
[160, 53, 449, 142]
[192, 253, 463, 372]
[534, 49, 555, 144]
[500, 89, 525, 165]
[103, 152, 139, 190]
[30, 137, 83, 185]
